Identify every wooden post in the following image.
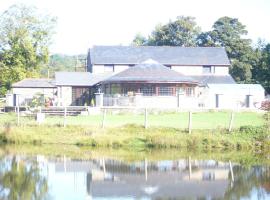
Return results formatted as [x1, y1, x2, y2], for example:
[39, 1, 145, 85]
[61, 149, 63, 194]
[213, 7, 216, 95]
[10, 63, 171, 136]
[229, 160, 234, 182]
[144, 108, 148, 129]
[63, 107, 67, 127]
[102, 109, 106, 128]
[188, 111, 192, 134]
[229, 111, 234, 132]
[17, 106, 20, 126]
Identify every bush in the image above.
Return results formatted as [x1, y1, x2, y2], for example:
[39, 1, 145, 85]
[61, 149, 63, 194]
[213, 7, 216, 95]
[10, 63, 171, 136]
[261, 100, 270, 111]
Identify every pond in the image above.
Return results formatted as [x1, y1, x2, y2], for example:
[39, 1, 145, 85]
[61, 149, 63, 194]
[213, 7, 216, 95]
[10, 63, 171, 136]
[0, 147, 269, 200]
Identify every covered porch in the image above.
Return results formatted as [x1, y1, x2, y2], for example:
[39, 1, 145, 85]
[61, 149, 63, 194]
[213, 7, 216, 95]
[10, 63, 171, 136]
[100, 59, 199, 108]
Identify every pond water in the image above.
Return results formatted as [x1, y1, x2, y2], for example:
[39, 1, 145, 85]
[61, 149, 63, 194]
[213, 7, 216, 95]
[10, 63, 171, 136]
[0, 150, 269, 200]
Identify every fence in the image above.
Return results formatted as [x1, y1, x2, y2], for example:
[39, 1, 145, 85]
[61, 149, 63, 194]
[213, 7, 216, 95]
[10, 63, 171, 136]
[1, 106, 263, 133]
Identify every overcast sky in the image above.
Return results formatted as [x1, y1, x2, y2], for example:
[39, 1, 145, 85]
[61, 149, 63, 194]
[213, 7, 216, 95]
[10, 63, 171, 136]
[1, 0, 270, 55]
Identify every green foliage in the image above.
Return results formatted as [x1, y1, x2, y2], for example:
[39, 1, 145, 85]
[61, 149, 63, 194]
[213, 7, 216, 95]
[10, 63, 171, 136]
[198, 17, 255, 82]
[29, 93, 45, 107]
[136, 16, 201, 47]
[0, 4, 56, 96]
[40, 54, 86, 78]
[252, 43, 270, 93]
[133, 16, 270, 86]
[132, 33, 147, 46]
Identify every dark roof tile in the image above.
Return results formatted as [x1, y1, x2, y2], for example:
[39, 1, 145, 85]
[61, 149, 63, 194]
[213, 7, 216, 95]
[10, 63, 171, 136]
[90, 46, 230, 66]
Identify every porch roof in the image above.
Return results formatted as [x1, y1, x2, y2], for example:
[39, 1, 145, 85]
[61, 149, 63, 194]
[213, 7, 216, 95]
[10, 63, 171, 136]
[103, 60, 198, 84]
[190, 75, 236, 85]
[55, 72, 112, 86]
[12, 78, 56, 88]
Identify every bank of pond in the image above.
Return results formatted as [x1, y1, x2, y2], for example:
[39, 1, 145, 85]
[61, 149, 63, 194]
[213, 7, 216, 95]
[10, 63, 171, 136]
[0, 123, 269, 151]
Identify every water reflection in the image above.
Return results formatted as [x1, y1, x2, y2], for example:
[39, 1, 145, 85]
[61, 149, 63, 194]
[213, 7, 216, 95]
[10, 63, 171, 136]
[0, 154, 269, 200]
[0, 155, 48, 200]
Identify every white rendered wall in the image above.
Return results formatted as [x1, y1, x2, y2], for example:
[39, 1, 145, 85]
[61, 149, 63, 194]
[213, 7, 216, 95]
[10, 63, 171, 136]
[114, 65, 129, 73]
[92, 65, 105, 74]
[214, 66, 229, 75]
[171, 66, 202, 75]
[57, 86, 72, 106]
[202, 84, 265, 109]
[11, 87, 56, 106]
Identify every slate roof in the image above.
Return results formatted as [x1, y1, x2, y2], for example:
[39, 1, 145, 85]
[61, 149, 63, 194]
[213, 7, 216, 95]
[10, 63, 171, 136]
[104, 59, 198, 84]
[207, 84, 265, 93]
[55, 72, 112, 86]
[89, 46, 230, 66]
[190, 75, 236, 85]
[12, 79, 56, 88]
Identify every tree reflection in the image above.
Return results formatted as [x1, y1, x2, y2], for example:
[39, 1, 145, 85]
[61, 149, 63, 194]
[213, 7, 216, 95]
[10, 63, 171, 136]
[223, 166, 270, 200]
[0, 156, 48, 200]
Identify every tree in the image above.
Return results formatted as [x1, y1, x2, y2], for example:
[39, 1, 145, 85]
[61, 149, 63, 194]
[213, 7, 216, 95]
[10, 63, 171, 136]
[252, 43, 270, 93]
[132, 33, 147, 46]
[198, 17, 254, 82]
[0, 4, 56, 96]
[135, 16, 201, 47]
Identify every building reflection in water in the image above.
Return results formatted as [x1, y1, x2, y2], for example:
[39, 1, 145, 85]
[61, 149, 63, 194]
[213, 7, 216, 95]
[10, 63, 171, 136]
[47, 156, 232, 199]
[1, 155, 269, 200]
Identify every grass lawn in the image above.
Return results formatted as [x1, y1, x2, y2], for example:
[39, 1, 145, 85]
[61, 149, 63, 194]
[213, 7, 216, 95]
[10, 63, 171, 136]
[0, 111, 265, 129]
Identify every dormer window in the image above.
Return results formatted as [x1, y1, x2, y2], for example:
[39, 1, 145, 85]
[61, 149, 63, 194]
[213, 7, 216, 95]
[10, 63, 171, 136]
[203, 65, 212, 74]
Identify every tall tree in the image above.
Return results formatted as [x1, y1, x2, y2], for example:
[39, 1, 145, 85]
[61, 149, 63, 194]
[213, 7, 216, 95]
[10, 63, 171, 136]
[252, 43, 270, 93]
[0, 4, 56, 96]
[134, 16, 201, 47]
[198, 17, 254, 82]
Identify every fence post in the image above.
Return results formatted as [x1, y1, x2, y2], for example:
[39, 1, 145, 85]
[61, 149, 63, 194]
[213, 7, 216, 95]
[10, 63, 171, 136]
[229, 111, 234, 132]
[144, 108, 148, 129]
[16, 106, 20, 126]
[102, 108, 106, 128]
[63, 107, 67, 127]
[188, 111, 192, 134]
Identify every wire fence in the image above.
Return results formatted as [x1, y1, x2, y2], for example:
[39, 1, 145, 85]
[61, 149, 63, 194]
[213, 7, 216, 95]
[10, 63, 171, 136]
[0, 106, 264, 133]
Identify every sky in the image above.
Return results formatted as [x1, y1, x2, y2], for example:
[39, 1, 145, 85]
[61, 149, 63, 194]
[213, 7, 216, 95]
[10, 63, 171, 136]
[0, 0, 270, 55]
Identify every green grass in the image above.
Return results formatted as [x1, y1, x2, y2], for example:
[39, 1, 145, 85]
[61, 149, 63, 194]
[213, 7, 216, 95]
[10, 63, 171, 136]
[0, 123, 269, 151]
[0, 111, 265, 129]
[0, 111, 268, 151]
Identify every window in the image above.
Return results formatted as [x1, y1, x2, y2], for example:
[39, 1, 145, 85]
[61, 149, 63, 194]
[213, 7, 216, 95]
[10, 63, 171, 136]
[104, 64, 114, 72]
[185, 87, 194, 97]
[203, 65, 212, 74]
[165, 65, 171, 69]
[158, 87, 174, 96]
[140, 86, 155, 96]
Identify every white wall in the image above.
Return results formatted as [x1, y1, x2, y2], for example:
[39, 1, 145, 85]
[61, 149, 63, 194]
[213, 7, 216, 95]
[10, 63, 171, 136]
[202, 84, 265, 109]
[171, 65, 229, 75]
[57, 86, 72, 106]
[11, 87, 56, 106]
[114, 65, 129, 73]
[92, 65, 105, 74]
[171, 66, 202, 75]
[92, 64, 129, 74]
[214, 66, 229, 75]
